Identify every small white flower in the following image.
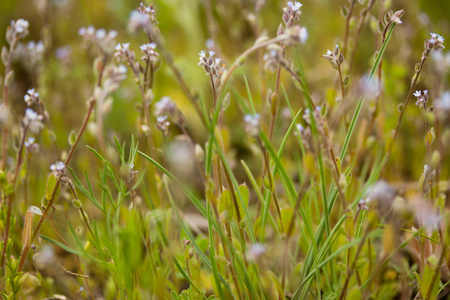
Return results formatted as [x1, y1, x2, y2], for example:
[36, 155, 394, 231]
[299, 27, 308, 44]
[199, 50, 206, 58]
[117, 65, 127, 74]
[243, 114, 261, 136]
[413, 90, 421, 97]
[287, 1, 303, 11]
[205, 39, 215, 48]
[36, 41, 45, 53]
[86, 26, 95, 35]
[25, 108, 39, 120]
[27, 41, 36, 50]
[247, 243, 266, 261]
[435, 90, 450, 111]
[14, 19, 29, 33]
[78, 27, 86, 36]
[108, 30, 118, 39]
[24, 137, 35, 147]
[209, 50, 215, 56]
[50, 161, 66, 176]
[23, 108, 44, 133]
[392, 14, 402, 24]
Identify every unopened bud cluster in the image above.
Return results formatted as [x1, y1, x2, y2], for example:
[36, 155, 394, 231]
[377, 9, 405, 34]
[198, 50, 225, 86]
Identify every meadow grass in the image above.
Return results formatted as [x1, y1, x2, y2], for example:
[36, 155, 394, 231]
[0, 1, 449, 299]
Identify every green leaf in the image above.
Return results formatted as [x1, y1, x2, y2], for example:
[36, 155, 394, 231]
[234, 184, 249, 221]
[219, 189, 233, 223]
[279, 207, 293, 234]
[45, 173, 59, 200]
[68, 130, 77, 146]
[40, 235, 85, 256]
[268, 271, 285, 300]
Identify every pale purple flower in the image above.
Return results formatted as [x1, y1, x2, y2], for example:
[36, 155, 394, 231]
[24, 88, 40, 106]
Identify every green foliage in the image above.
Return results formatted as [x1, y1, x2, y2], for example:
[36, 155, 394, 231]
[0, 0, 449, 299]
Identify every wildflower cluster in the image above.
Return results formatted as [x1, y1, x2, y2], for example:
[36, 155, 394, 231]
[24, 137, 39, 153]
[198, 50, 225, 86]
[140, 43, 159, 62]
[413, 90, 429, 109]
[282, 2, 302, 28]
[78, 26, 118, 54]
[6, 19, 29, 42]
[22, 108, 44, 133]
[277, 2, 308, 44]
[23, 88, 49, 122]
[322, 44, 344, 70]
[15, 41, 45, 71]
[50, 161, 66, 177]
[425, 33, 445, 52]
[24, 89, 40, 106]
[128, 2, 158, 32]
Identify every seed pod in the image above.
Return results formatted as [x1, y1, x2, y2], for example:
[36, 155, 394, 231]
[5, 70, 14, 86]
[72, 199, 82, 208]
[377, 20, 385, 34]
[338, 52, 345, 64]
[22, 211, 33, 251]
[341, 5, 349, 18]
[1, 46, 8, 66]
